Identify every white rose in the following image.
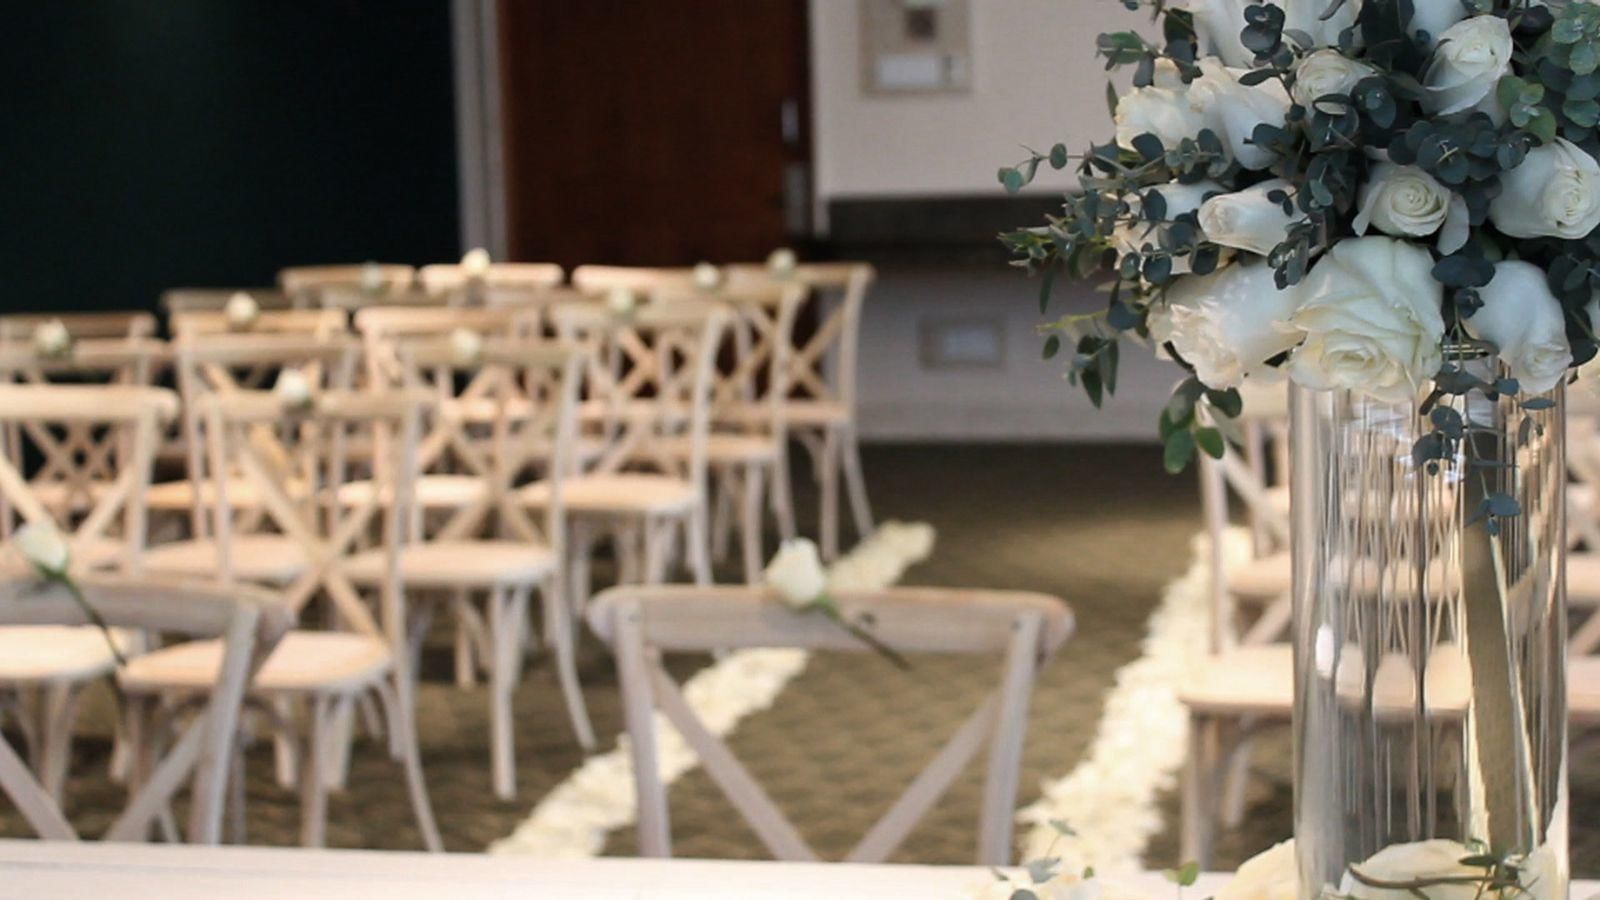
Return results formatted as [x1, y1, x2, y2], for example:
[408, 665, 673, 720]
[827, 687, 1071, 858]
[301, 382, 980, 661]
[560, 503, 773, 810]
[1115, 180, 1224, 273]
[766, 247, 797, 277]
[763, 538, 826, 609]
[1199, 179, 1308, 256]
[1353, 163, 1451, 238]
[1217, 839, 1298, 900]
[32, 319, 72, 358]
[606, 286, 638, 316]
[1467, 261, 1573, 393]
[1293, 50, 1377, 107]
[692, 261, 722, 291]
[1409, 0, 1469, 45]
[1423, 15, 1512, 120]
[449, 327, 485, 367]
[1148, 261, 1303, 389]
[224, 291, 260, 331]
[274, 369, 314, 411]
[15, 522, 70, 576]
[1284, 237, 1445, 404]
[1115, 85, 1210, 153]
[1490, 137, 1600, 239]
[1189, 0, 1360, 68]
[460, 247, 492, 277]
[1190, 60, 1293, 170]
[359, 260, 386, 294]
[1340, 839, 1481, 900]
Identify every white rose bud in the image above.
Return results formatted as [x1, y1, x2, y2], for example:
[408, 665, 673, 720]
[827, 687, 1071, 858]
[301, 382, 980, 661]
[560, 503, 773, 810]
[1114, 180, 1224, 273]
[1423, 15, 1512, 121]
[1292, 50, 1377, 108]
[1467, 261, 1572, 393]
[1408, 0, 1469, 45]
[224, 291, 260, 331]
[606, 286, 638, 317]
[1199, 179, 1308, 257]
[273, 369, 314, 411]
[1490, 137, 1600, 239]
[1216, 840, 1297, 900]
[692, 261, 723, 291]
[1190, 59, 1292, 170]
[1147, 261, 1303, 390]
[763, 538, 826, 609]
[14, 522, 70, 577]
[449, 327, 485, 367]
[1188, 0, 1360, 68]
[32, 319, 72, 358]
[359, 260, 386, 294]
[766, 247, 798, 277]
[1285, 237, 1445, 405]
[1353, 163, 1452, 238]
[1114, 84, 1210, 154]
[1340, 840, 1483, 900]
[460, 247, 492, 278]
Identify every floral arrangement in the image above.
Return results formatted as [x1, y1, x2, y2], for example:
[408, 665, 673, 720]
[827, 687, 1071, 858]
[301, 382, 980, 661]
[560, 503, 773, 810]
[13, 523, 123, 665]
[1003, 0, 1600, 525]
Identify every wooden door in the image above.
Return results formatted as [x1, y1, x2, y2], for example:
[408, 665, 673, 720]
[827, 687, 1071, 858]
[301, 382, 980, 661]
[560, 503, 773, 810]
[497, 1, 811, 268]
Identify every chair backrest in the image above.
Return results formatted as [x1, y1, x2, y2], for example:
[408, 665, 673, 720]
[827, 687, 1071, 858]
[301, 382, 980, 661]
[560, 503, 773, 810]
[0, 574, 290, 843]
[278, 264, 416, 307]
[549, 300, 726, 495]
[417, 262, 564, 306]
[0, 312, 157, 343]
[0, 338, 169, 389]
[394, 339, 583, 548]
[354, 306, 522, 388]
[657, 282, 806, 436]
[199, 389, 426, 646]
[160, 288, 293, 316]
[570, 265, 696, 295]
[0, 385, 177, 573]
[726, 262, 874, 411]
[169, 308, 347, 339]
[587, 584, 1073, 866]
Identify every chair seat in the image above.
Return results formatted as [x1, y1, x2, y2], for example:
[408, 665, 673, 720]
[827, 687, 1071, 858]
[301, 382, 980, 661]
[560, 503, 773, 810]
[1180, 644, 1472, 719]
[0, 626, 136, 684]
[142, 535, 309, 585]
[344, 541, 556, 589]
[337, 474, 487, 510]
[145, 477, 309, 512]
[121, 630, 389, 695]
[660, 434, 780, 463]
[519, 474, 698, 516]
[1224, 552, 1291, 601]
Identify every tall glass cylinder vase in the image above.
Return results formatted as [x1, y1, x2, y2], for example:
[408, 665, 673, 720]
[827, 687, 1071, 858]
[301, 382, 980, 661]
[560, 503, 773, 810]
[1290, 348, 1568, 899]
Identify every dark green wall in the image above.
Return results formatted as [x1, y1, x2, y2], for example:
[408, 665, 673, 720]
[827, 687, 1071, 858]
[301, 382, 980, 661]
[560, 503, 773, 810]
[1, 2, 460, 313]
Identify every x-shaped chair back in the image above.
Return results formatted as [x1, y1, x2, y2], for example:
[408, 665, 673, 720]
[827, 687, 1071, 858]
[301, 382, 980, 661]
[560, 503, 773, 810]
[200, 390, 428, 646]
[354, 305, 521, 392]
[588, 585, 1073, 866]
[170, 308, 347, 340]
[0, 312, 156, 343]
[551, 300, 727, 496]
[394, 338, 583, 549]
[727, 263, 874, 412]
[0, 574, 290, 843]
[0, 385, 176, 574]
[657, 283, 806, 439]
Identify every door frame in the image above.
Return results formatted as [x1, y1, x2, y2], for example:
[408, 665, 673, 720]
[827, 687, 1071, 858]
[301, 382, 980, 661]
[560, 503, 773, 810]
[451, 0, 508, 259]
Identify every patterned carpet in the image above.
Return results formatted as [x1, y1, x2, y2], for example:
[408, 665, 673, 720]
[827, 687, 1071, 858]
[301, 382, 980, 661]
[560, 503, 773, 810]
[4, 443, 1598, 873]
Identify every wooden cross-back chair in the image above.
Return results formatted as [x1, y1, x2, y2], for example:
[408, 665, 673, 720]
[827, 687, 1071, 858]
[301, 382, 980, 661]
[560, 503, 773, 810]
[123, 389, 442, 850]
[278, 264, 416, 308]
[417, 262, 564, 306]
[0, 574, 289, 844]
[169, 308, 348, 340]
[0, 385, 177, 800]
[0, 312, 157, 343]
[588, 585, 1074, 865]
[143, 335, 360, 554]
[726, 262, 876, 560]
[345, 339, 595, 789]
[160, 288, 293, 316]
[526, 300, 727, 602]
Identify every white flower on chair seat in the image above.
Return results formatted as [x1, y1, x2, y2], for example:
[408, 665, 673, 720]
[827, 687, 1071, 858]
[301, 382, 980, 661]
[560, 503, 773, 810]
[224, 291, 260, 330]
[460, 247, 492, 278]
[767, 247, 797, 277]
[606, 286, 638, 317]
[273, 369, 314, 411]
[32, 319, 72, 359]
[14, 522, 70, 576]
[693, 261, 723, 291]
[763, 538, 826, 609]
[450, 327, 485, 367]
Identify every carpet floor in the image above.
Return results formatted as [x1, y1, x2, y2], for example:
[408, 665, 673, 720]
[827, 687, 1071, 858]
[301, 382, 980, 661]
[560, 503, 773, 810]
[3, 443, 1596, 873]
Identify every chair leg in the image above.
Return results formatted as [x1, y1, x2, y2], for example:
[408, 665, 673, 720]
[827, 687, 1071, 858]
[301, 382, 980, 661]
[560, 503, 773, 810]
[382, 670, 443, 852]
[771, 444, 797, 542]
[686, 507, 713, 587]
[452, 591, 478, 688]
[39, 682, 82, 803]
[487, 585, 522, 799]
[542, 575, 595, 752]
[710, 467, 735, 564]
[819, 427, 841, 561]
[299, 694, 333, 848]
[272, 696, 298, 789]
[1220, 726, 1256, 829]
[1180, 711, 1217, 869]
[641, 516, 670, 585]
[840, 424, 874, 544]
[740, 460, 766, 585]
[323, 698, 356, 791]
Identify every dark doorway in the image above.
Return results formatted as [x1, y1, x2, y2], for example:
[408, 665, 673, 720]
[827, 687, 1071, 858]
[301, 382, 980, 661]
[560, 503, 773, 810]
[496, 1, 811, 268]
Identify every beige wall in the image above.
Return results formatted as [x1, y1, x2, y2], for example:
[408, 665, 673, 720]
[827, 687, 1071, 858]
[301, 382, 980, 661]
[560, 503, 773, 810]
[809, 0, 1142, 212]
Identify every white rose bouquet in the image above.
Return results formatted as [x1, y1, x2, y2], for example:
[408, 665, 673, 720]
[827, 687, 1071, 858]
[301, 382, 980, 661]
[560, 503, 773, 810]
[1004, 0, 1600, 530]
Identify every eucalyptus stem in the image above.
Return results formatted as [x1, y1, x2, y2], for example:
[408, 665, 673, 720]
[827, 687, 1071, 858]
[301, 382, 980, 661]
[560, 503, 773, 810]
[48, 571, 125, 666]
[814, 598, 910, 670]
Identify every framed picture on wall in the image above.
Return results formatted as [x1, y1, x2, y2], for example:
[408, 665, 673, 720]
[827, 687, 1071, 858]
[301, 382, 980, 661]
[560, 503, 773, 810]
[859, 0, 972, 95]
